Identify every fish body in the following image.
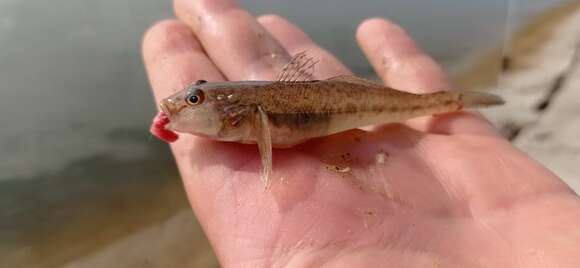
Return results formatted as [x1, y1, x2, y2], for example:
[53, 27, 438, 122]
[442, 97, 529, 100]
[151, 52, 505, 188]
[159, 76, 502, 147]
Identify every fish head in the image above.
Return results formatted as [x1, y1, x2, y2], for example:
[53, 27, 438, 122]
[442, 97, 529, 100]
[159, 80, 222, 138]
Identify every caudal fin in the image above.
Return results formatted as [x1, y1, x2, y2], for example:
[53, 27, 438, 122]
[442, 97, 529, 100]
[460, 91, 505, 108]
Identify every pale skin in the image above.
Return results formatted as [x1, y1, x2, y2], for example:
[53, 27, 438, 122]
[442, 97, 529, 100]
[142, 0, 580, 267]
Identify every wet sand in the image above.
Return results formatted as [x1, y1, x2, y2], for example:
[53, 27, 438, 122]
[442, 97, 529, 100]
[0, 137, 218, 267]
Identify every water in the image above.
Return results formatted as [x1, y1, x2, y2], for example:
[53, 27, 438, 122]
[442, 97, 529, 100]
[0, 0, 566, 181]
[0, 0, 569, 265]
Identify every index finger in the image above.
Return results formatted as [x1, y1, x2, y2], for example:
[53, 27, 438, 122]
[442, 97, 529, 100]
[356, 18, 500, 136]
[356, 18, 450, 93]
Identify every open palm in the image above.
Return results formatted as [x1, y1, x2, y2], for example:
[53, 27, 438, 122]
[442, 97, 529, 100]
[143, 0, 580, 267]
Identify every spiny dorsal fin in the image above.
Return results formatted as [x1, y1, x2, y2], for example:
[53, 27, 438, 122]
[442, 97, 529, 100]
[275, 51, 319, 82]
[327, 75, 384, 88]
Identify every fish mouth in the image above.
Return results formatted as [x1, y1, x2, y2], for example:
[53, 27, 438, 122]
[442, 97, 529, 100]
[159, 99, 176, 117]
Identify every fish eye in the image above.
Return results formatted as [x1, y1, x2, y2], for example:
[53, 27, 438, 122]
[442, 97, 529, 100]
[195, 80, 207, 85]
[185, 89, 204, 106]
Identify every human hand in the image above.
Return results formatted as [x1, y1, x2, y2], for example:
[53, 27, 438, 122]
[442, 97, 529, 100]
[143, 0, 580, 267]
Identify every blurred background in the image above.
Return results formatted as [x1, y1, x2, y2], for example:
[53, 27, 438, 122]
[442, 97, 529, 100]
[1, 0, 578, 267]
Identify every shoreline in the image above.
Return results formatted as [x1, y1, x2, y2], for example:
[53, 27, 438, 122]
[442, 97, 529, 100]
[451, 0, 580, 90]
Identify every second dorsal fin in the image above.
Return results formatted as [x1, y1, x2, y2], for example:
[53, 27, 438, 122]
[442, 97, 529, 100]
[327, 75, 384, 88]
[275, 51, 319, 82]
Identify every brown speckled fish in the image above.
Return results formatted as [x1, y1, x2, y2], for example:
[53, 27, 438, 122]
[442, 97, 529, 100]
[150, 52, 504, 188]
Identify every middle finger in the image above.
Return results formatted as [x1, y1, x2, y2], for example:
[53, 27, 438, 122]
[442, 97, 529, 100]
[174, 0, 290, 80]
[257, 14, 352, 79]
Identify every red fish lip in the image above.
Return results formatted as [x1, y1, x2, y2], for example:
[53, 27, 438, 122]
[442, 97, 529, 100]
[150, 111, 179, 143]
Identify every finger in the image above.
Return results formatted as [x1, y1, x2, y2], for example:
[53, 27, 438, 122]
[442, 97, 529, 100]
[174, 0, 290, 80]
[356, 18, 449, 93]
[257, 14, 351, 78]
[144, 20, 255, 265]
[143, 19, 310, 267]
[143, 20, 225, 103]
[357, 18, 500, 136]
[143, 20, 229, 168]
[143, 20, 230, 213]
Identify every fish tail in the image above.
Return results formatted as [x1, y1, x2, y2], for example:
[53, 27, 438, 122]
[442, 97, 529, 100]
[458, 90, 505, 108]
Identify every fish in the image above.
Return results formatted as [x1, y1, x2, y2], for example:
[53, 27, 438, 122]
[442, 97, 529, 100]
[150, 51, 505, 189]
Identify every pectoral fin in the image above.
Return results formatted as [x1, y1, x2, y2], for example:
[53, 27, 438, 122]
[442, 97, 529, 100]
[255, 106, 273, 189]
